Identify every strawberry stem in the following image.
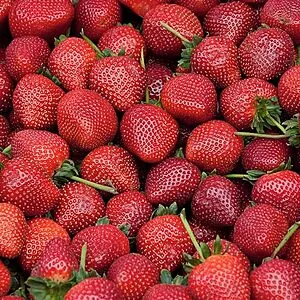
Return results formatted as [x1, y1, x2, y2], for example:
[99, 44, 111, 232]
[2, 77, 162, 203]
[80, 30, 103, 59]
[160, 22, 190, 43]
[235, 132, 289, 139]
[296, 46, 300, 66]
[80, 243, 87, 272]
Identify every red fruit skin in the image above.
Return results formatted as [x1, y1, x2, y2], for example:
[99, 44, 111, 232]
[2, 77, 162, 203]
[53, 183, 106, 235]
[137, 215, 194, 272]
[5, 36, 50, 82]
[233, 204, 289, 263]
[65, 277, 124, 300]
[188, 255, 251, 300]
[191, 36, 241, 88]
[0, 115, 10, 148]
[0, 64, 13, 112]
[11, 129, 69, 176]
[0, 203, 27, 259]
[143, 284, 193, 300]
[0, 0, 13, 30]
[287, 229, 300, 266]
[186, 120, 244, 175]
[75, 0, 121, 42]
[220, 78, 277, 130]
[250, 259, 300, 299]
[106, 191, 153, 237]
[161, 73, 217, 126]
[260, 0, 300, 45]
[233, 179, 253, 211]
[204, 1, 256, 45]
[239, 28, 295, 81]
[71, 225, 130, 274]
[241, 0, 266, 3]
[0, 152, 9, 166]
[143, 4, 203, 57]
[0, 259, 10, 296]
[20, 218, 70, 274]
[81, 145, 140, 194]
[107, 253, 160, 300]
[120, 104, 178, 163]
[12, 74, 64, 130]
[9, 0, 74, 42]
[57, 89, 118, 152]
[48, 38, 97, 91]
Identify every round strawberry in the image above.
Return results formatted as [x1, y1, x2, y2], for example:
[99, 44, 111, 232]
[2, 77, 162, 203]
[143, 284, 193, 300]
[0, 64, 13, 112]
[287, 229, 300, 266]
[0, 115, 9, 149]
[0, 259, 10, 296]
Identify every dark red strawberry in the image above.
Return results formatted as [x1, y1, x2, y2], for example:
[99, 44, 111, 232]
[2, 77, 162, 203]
[0, 64, 13, 112]
[287, 229, 300, 266]
[75, 0, 121, 42]
[143, 284, 193, 300]
[12, 74, 64, 130]
[241, 0, 266, 3]
[0, 0, 13, 30]
[143, 4, 203, 57]
[0, 115, 9, 148]
[239, 28, 294, 81]
[161, 73, 217, 126]
[9, 0, 74, 42]
[232, 180, 253, 211]
[0, 259, 10, 296]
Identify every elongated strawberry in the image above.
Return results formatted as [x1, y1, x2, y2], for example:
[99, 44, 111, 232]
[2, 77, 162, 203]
[0, 64, 13, 112]
[0, 115, 9, 149]
[144, 284, 193, 300]
[0, 259, 10, 296]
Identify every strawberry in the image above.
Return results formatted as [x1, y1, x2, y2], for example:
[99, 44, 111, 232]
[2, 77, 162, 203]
[12, 74, 64, 130]
[241, 0, 266, 3]
[233, 204, 289, 262]
[287, 229, 300, 266]
[142, 4, 203, 57]
[80, 145, 140, 194]
[10, 129, 69, 176]
[75, 0, 121, 42]
[106, 191, 153, 237]
[20, 218, 70, 274]
[161, 73, 217, 126]
[5, 36, 50, 82]
[120, 104, 178, 163]
[260, 0, 300, 44]
[143, 284, 193, 300]
[0, 0, 13, 30]
[89, 56, 146, 112]
[250, 259, 300, 299]
[0, 259, 10, 296]
[71, 224, 130, 274]
[0, 115, 10, 148]
[186, 120, 244, 175]
[107, 253, 160, 299]
[0, 64, 13, 112]
[57, 89, 118, 152]
[0, 297, 24, 300]
[239, 28, 295, 81]
[0, 152, 9, 166]
[9, 0, 74, 42]
[53, 183, 106, 235]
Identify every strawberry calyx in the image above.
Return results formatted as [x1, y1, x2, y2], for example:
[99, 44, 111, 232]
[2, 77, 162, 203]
[283, 115, 300, 148]
[96, 216, 131, 236]
[37, 67, 63, 87]
[151, 202, 178, 218]
[175, 147, 185, 158]
[160, 269, 188, 286]
[54, 34, 68, 47]
[80, 30, 103, 59]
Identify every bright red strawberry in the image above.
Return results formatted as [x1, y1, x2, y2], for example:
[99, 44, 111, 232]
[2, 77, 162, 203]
[0, 64, 13, 112]
[107, 253, 160, 299]
[120, 104, 178, 163]
[71, 224, 130, 273]
[0, 0, 13, 30]
[137, 215, 194, 271]
[81, 145, 140, 194]
[161, 73, 217, 126]
[57, 89, 118, 152]
[0, 115, 9, 148]
[0, 296, 24, 300]
[144, 284, 193, 300]
[53, 183, 106, 235]
[5, 36, 50, 81]
[250, 259, 300, 299]
[89, 56, 146, 112]
[186, 120, 244, 174]
[106, 191, 153, 237]
[75, 0, 121, 42]
[0, 259, 10, 296]
[143, 4, 203, 57]
[287, 229, 300, 266]
[11, 129, 69, 176]
[12, 74, 64, 130]
[239, 28, 295, 81]
[0, 203, 27, 259]
[20, 218, 70, 274]
[233, 204, 289, 262]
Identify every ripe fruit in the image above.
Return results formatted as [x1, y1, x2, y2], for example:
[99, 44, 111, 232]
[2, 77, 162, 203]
[0, 152, 9, 166]
[0, 259, 10, 296]
[0, 0, 13, 30]
[286, 229, 300, 266]
[143, 284, 193, 300]
[0, 64, 13, 112]
[0, 115, 9, 148]
[190, 217, 221, 243]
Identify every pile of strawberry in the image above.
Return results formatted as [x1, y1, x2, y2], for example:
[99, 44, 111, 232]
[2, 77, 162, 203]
[0, 0, 300, 299]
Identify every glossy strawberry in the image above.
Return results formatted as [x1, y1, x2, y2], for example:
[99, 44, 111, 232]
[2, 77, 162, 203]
[0, 0, 13, 30]
[0, 296, 24, 300]
[0, 259, 10, 296]
[144, 284, 193, 300]
[0, 115, 9, 148]
[286, 229, 300, 266]
[0, 64, 13, 112]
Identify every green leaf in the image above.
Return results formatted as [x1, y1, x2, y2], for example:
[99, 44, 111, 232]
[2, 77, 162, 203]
[152, 202, 178, 218]
[118, 223, 131, 236]
[283, 115, 300, 148]
[96, 216, 110, 226]
[200, 243, 211, 259]
[160, 270, 173, 284]
[53, 159, 79, 187]
[213, 235, 222, 255]
[175, 148, 184, 158]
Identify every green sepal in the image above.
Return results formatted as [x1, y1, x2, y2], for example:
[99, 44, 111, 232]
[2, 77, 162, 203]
[54, 35, 68, 47]
[53, 159, 79, 187]
[268, 157, 293, 173]
[1, 144, 12, 158]
[118, 223, 131, 236]
[160, 269, 188, 286]
[178, 35, 202, 69]
[213, 235, 222, 255]
[182, 253, 202, 274]
[96, 216, 110, 226]
[200, 242, 211, 259]
[283, 115, 300, 148]
[37, 67, 63, 88]
[151, 202, 178, 218]
[175, 147, 185, 158]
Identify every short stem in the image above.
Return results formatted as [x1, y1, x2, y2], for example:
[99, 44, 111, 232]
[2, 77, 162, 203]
[225, 174, 247, 179]
[80, 244, 87, 271]
[235, 132, 289, 139]
[266, 115, 287, 134]
[160, 22, 190, 43]
[145, 88, 150, 104]
[140, 47, 145, 70]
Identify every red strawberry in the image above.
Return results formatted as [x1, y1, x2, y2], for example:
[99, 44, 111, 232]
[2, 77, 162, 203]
[186, 120, 244, 174]
[120, 104, 178, 163]
[0, 297, 24, 300]
[75, 0, 121, 42]
[57, 89, 118, 152]
[233, 204, 289, 262]
[106, 191, 153, 237]
[81, 145, 140, 194]
[143, 284, 193, 300]
[0, 203, 27, 259]
[20, 218, 70, 273]
[11, 129, 69, 176]
[5, 36, 50, 81]
[0, 0, 13, 30]
[53, 183, 106, 235]
[137, 215, 194, 271]
[107, 253, 160, 299]
[287, 229, 300, 266]
[98, 25, 146, 61]
[143, 4, 203, 57]
[9, 0, 74, 42]
[71, 224, 130, 273]
[0, 152, 9, 166]
[0, 64, 13, 112]
[241, 0, 266, 3]
[0, 115, 10, 148]
[239, 28, 294, 81]
[161, 73, 217, 126]
[12, 74, 64, 130]
[250, 259, 300, 299]
[89, 56, 146, 112]
[0, 259, 10, 296]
